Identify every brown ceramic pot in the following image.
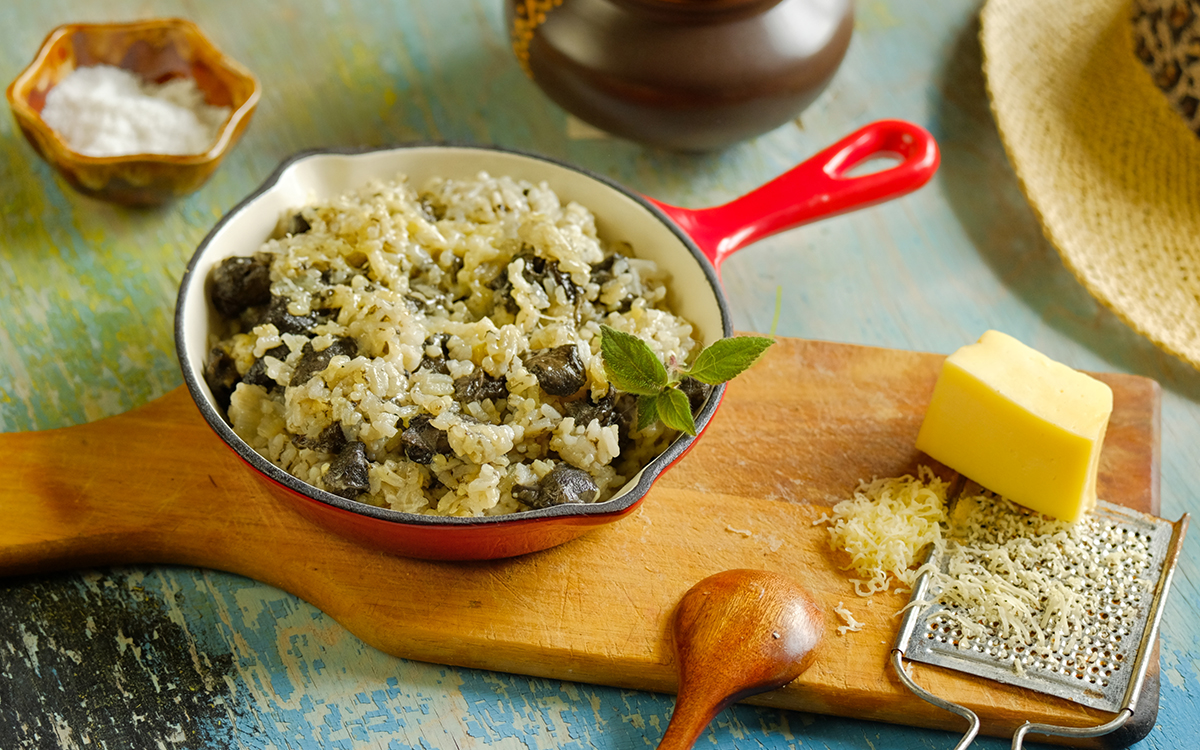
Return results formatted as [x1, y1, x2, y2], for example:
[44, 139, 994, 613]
[507, 0, 855, 151]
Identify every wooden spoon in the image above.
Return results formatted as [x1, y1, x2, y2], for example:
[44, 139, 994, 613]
[658, 569, 824, 750]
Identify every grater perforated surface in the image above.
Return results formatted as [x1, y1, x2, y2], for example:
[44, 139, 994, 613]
[898, 500, 1175, 712]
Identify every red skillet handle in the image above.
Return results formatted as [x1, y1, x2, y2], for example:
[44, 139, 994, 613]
[646, 120, 940, 272]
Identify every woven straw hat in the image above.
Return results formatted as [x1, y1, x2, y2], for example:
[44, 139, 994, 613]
[981, 0, 1200, 368]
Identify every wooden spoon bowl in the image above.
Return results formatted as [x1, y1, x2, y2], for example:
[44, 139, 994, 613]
[660, 569, 824, 750]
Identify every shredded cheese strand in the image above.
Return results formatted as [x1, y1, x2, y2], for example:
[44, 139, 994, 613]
[820, 466, 949, 596]
[834, 601, 864, 635]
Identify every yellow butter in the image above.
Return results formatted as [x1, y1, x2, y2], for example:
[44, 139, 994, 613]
[915, 330, 1113, 523]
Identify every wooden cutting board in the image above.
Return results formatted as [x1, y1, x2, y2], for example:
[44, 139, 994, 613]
[0, 337, 1162, 747]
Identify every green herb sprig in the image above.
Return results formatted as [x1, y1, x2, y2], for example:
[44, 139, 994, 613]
[599, 325, 774, 436]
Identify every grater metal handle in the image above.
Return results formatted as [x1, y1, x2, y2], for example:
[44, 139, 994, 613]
[1009, 710, 1132, 750]
[890, 649, 981, 750]
[890, 537, 982, 747]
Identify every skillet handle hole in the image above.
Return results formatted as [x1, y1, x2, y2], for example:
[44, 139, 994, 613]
[838, 152, 905, 179]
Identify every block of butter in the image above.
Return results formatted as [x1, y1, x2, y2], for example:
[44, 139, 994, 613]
[915, 330, 1113, 523]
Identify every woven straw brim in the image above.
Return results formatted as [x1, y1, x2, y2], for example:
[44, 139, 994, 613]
[982, 0, 1200, 370]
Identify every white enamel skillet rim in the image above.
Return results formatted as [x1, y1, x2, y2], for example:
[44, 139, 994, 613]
[174, 120, 939, 560]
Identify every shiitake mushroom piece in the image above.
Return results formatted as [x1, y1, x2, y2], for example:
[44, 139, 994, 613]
[257, 295, 322, 335]
[565, 388, 638, 449]
[513, 464, 599, 509]
[399, 414, 452, 464]
[418, 197, 445, 222]
[492, 254, 581, 313]
[613, 392, 638, 435]
[541, 259, 580, 304]
[202, 346, 240, 410]
[324, 441, 371, 499]
[522, 344, 586, 396]
[415, 333, 451, 375]
[405, 279, 454, 316]
[290, 337, 359, 387]
[564, 386, 618, 427]
[678, 376, 713, 416]
[591, 253, 635, 312]
[488, 263, 520, 314]
[210, 254, 272, 317]
[416, 354, 450, 375]
[285, 212, 311, 236]
[243, 345, 289, 390]
[454, 370, 509, 403]
[293, 422, 348, 454]
[514, 465, 600, 508]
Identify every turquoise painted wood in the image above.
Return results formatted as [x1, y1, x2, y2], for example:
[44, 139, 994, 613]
[3, 1, 1199, 748]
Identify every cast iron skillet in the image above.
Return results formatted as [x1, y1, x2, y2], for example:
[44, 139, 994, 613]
[175, 120, 939, 560]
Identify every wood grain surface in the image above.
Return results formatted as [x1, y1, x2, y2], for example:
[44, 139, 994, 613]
[0, 337, 1163, 745]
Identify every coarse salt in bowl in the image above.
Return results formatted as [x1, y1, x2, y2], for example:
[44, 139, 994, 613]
[40, 64, 234, 158]
[6, 18, 260, 206]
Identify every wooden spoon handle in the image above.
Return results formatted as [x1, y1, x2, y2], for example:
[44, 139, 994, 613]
[659, 569, 824, 750]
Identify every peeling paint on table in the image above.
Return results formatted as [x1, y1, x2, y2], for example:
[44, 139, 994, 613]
[1, 568, 835, 750]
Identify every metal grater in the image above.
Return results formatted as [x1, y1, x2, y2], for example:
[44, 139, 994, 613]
[892, 496, 1189, 748]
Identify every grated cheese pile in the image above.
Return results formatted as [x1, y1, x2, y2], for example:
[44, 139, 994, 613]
[816, 466, 949, 596]
[819, 466, 1154, 652]
[919, 492, 1152, 651]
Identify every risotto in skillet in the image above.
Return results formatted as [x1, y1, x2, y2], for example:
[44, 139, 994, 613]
[201, 172, 706, 517]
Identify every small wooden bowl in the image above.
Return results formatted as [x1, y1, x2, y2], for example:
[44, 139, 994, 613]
[6, 18, 260, 206]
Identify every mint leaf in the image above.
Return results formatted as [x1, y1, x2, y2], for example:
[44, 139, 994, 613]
[636, 393, 661, 433]
[682, 336, 774, 385]
[657, 387, 697, 436]
[598, 325, 771, 437]
[600, 325, 668, 396]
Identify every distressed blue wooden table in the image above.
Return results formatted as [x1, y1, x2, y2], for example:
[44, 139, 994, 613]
[3, 1, 1199, 749]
